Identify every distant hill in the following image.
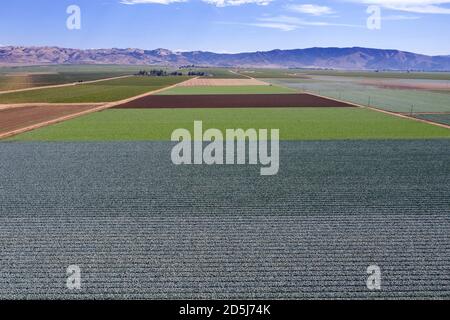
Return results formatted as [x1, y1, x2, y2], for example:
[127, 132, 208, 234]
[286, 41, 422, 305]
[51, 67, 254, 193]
[1, 46, 450, 71]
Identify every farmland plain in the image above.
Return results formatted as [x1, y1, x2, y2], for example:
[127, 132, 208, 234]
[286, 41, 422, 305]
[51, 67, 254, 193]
[157, 85, 296, 95]
[0, 76, 190, 103]
[237, 68, 450, 80]
[1, 140, 449, 299]
[1, 68, 450, 299]
[266, 77, 450, 113]
[0, 65, 158, 91]
[7, 108, 450, 141]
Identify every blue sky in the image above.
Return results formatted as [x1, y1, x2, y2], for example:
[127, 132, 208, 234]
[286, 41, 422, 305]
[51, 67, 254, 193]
[1, 0, 449, 55]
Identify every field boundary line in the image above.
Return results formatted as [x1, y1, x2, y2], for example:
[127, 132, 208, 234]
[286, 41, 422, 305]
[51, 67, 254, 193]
[0, 103, 105, 110]
[398, 111, 450, 115]
[0, 75, 133, 95]
[303, 90, 450, 130]
[228, 70, 272, 85]
[229, 69, 252, 79]
[0, 77, 194, 140]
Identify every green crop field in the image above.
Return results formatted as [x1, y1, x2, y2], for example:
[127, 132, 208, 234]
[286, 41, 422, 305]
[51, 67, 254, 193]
[157, 85, 296, 95]
[0, 65, 166, 91]
[198, 68, 248, 79]
[237, 69, 311, 78]
[0, 76, 190, 103]
[266, 77, 450, 113]
[0, 72, 132, 91]
[8, 107, 450, 141]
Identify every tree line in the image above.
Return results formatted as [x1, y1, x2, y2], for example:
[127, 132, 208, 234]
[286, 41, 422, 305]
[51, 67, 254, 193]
[136, 69, 210, 77]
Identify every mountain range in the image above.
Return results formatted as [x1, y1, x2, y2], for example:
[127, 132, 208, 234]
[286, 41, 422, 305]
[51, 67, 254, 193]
[1, 46, 450, 71]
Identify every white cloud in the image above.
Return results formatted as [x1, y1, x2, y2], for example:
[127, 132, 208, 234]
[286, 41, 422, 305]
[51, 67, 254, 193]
[240, 15, 363, 31]
[381, 14, 420, 19]
[247, 22, 299, 31]
[286, 4, 335, 16]
[202, 0, 273, 6]
[348, 1, 450, 14]
[120, 0, 186, 4]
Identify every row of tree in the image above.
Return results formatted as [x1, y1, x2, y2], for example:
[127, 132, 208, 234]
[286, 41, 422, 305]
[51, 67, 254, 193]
[135, 69, 210, 77]
[187, 71, 208, 76]
[136, 70, 183, 77]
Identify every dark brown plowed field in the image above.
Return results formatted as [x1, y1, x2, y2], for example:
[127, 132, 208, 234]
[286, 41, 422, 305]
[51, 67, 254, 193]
[0, 105, 98, 135]
[114, 94, 355, 109]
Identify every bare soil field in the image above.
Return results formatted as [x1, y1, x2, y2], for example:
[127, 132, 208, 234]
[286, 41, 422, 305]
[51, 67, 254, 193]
[177, 78, 269, 87]
[359, 79, 450, 91]
[115, 93, 356, 109]
[0, 104, 100, 135]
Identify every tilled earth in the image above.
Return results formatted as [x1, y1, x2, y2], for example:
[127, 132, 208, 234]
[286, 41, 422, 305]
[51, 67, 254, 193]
[114, 94, 354, 109]
[0, 105, 100, 135]
[0, 140, 449, 299]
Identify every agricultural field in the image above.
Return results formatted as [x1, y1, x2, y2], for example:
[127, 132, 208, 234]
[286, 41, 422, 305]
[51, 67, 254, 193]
[1, 67, 449, 300]
[238, 68, 450, 80]
[157, 85, 296, 95]
[0, 65, 155, 91]
[0, 76, 190, 103]
[266, 76, 450, 113]
[0, 104, 100, 136]
[237, 68, 312, 79]
[7, 108, 450, 141]
[177, 78, 269, 86]
[299, 70, 450, 80]
[1, 140, 449, 299]
[177, 67, 248, 79]
[0, 72, 127, 91]
[116, 93, 353, 109]
[413, 113, 450, 126]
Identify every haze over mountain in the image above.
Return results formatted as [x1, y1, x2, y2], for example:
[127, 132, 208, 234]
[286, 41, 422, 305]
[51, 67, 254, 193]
[1, 46, 450, 71]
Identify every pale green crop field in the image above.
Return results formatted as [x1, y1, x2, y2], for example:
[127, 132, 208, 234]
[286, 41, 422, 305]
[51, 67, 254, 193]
[266, 77, 450, 113]
[238, 68, 450, 80]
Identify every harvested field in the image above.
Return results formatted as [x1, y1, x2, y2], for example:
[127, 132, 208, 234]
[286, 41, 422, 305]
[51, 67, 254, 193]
[0, 140, 449, 299]
[359, 79, 450, 91]
[115, 93, 355, 109]
[177, 78, 269, 87]
[0, 104, 100, 136]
